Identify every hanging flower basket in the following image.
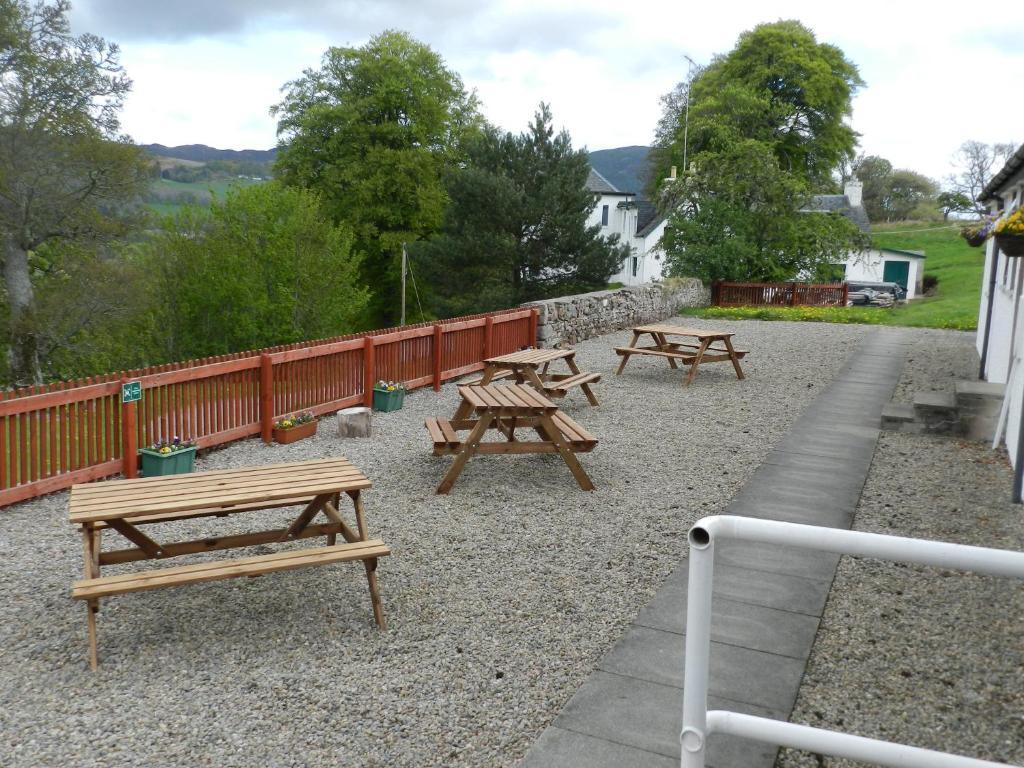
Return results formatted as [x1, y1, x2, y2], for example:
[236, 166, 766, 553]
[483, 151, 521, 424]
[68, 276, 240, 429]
[995, 233, 1024, 258]
[994, 207, 1024, 256]
[272, 412, 317, 444]
[962, 230, 987, 248]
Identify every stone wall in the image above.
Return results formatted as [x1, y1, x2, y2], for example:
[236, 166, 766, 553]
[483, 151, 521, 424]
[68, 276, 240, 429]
[523, 279, 709, 348]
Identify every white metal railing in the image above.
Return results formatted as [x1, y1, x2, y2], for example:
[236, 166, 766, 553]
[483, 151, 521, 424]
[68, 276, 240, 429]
[680, 515, 1024, 768]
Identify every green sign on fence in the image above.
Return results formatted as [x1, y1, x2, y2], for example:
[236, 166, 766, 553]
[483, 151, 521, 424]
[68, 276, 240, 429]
[121, 380, 142, 404]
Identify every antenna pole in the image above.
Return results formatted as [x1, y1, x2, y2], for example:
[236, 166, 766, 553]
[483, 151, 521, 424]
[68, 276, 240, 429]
[400, 243, 407, 327]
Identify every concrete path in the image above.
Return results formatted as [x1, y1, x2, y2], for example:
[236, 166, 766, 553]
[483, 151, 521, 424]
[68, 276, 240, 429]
[520, 329, 910, 768]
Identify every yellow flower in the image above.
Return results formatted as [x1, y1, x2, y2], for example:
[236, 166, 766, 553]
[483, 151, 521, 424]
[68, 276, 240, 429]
[159, 446, 171, 454]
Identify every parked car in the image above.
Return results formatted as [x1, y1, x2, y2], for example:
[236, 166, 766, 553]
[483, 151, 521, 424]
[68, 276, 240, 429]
[848, 281, 907, 301]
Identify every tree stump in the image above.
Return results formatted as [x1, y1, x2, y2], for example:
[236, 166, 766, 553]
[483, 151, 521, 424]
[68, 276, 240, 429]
[337, 407, 372, 438]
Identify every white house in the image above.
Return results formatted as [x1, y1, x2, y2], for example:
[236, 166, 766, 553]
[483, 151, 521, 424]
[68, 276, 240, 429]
[975, 142, 1024, 500]
[807, 179, 926, 299]
[585, 169, 667, 286]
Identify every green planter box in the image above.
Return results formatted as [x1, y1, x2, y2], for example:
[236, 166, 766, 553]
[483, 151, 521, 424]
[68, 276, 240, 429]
[138, 446, 197, 477]
[373, 387, 405, 412]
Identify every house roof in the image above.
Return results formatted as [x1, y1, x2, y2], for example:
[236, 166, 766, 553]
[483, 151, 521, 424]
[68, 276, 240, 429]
[586, 168, 625, 195]
[980, 143, 1024, 202]
[878, 247, 926, 260]
[635, 200, 665, 238]
[804, 194, 871, 232]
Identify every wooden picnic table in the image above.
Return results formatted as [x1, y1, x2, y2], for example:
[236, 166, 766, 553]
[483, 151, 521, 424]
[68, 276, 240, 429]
[462, 348, 600, 412]
[69, 457, 389, 670]
[615, 324, 747, 386]
[426, 384, 597, 494]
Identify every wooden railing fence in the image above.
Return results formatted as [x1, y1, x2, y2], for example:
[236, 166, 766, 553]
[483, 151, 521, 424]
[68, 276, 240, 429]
[712, 281, 848, 308]
[0, 307, 537, 508]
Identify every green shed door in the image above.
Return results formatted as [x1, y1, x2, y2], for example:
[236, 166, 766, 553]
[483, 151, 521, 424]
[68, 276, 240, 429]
[883, 260, 910, 289]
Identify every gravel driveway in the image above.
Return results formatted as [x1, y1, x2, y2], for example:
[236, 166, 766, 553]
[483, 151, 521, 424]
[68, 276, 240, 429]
[0, 318, 872, 768]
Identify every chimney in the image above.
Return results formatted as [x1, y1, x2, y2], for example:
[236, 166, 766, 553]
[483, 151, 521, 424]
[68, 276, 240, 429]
[845, 177, 863, 207]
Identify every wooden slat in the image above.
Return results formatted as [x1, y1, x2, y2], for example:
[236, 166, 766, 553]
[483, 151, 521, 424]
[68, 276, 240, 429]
[70, 464, 367, 510]
[424, 417, 445, 445]
[73, 540, 390, 599]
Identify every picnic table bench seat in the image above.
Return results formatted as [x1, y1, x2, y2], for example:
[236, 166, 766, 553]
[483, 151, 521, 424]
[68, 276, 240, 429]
[73, 540, 390, 600]
[541, 371, 601, 398]
[613, 345, 748, 361]
[425, 411, 597, 454]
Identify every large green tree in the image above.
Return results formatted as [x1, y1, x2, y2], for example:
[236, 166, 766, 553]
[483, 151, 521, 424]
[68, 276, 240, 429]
[0, 0, 149, 384]
[653, 21, 867, 283]
[410, 104, 629, 316]
[656, 20, 864, 191]
[152, 183, 368, 359]
[272, 30, 481, 325]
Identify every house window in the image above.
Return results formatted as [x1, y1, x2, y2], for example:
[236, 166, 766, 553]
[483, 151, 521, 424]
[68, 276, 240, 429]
[631, 256, 639, 277]
[601, 205, 609, 226]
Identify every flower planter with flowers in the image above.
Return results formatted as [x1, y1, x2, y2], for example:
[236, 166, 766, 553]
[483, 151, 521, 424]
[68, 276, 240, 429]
[372, 381, 405, 412]
[272, 412, 317, 444]
[994, 206, 1024, 257]
[139, 437, 196, 477]
[961, 217, 995, 248]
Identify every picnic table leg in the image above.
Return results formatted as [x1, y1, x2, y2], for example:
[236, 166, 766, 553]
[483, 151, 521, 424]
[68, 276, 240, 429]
[327, 492, 340, 545]
[522, 365, 548, 393]
[684, 338, 712, 386]
[436, 412, 493, 494]
[81, 526, 100, 670]
[615, 331, 642, 375]
[566, 354, 600, 406]
[654, 333, 679, 370]
[723, 337, 746, 380]
[539, 414, 595, 491]
[347, 489, 386, 629]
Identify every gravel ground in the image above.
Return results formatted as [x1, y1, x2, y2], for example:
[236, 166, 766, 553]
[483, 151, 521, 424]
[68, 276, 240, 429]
[0, 318, 870, 768]
[777, 329, 1024, 767]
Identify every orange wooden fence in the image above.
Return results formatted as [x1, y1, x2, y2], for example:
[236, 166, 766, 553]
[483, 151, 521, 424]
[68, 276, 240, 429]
[712, 281, 848, 307]
[0, 307, 537, 508]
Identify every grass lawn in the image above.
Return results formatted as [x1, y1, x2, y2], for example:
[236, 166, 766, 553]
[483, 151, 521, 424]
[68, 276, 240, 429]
[681, 222, 985, 330]
[145, 177, 264, 216]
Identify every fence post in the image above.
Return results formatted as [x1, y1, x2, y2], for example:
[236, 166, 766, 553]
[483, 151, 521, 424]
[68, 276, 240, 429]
[528, 308, 539, 349]
[712, 282, 721, 306]
[790, 282, 798, 306]
[842, 282, 849, 306]
[259, 354, 274, 444]
[433, 324, 443, 391]
[484, 315, 494, 360]
[364, 336, 376, 407]
[120, 375, 138, 479]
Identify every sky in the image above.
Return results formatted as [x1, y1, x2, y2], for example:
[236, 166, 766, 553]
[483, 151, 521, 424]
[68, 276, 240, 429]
[69, 0, 1024, 183]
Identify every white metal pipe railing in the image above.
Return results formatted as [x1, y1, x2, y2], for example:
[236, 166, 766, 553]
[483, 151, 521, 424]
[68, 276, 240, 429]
[680, 515, 1024, 768]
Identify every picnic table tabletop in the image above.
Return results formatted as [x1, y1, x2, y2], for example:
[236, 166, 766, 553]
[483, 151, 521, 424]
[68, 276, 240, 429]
[456, 383, 558, 414]
[484, 348, 575, 365]
[69, 457, 371, 525]
[632, 324, 736, 339]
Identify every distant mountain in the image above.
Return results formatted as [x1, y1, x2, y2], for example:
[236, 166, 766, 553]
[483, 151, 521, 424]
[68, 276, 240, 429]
[588, 146, 652, 196]
[140, 144, 277, 164]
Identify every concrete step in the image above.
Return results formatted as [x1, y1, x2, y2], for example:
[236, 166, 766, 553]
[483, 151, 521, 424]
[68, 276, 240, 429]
[880, 402, 915, 431]
[955, 380, 1004, 416]
[912, 391, 962, 435]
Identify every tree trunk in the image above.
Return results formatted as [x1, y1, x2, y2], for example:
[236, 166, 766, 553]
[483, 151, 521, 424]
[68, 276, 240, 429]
[3, 236, 42, 385]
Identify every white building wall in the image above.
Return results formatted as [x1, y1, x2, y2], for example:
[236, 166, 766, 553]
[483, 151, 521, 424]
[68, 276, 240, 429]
[978, 170, 1024, 471]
